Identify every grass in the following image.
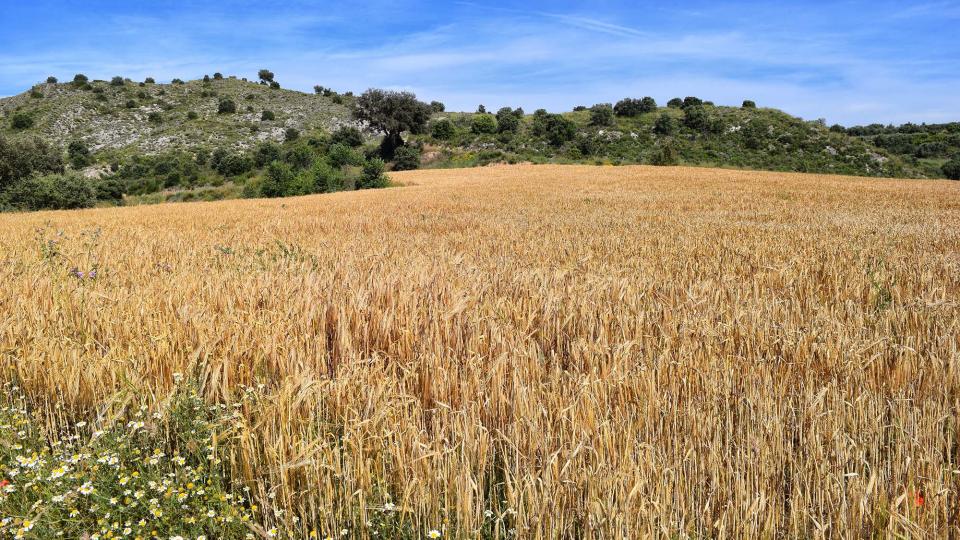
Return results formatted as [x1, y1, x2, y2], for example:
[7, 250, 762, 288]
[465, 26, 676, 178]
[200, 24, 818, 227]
[1, 164, 958, 538]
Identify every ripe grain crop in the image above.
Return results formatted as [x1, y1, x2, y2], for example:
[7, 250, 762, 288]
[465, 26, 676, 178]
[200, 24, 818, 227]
[1, 164, 958, 538]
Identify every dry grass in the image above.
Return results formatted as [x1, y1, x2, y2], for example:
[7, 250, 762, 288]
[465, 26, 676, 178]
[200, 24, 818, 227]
[2, 164, 959, 538]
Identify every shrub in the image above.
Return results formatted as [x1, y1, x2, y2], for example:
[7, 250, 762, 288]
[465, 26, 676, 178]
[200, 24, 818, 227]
[359, 157, 388, 189]
[203, 74, 211, 83]
[327, 143, 362, 168]
[284, 128, 300, 142]
[650, 144, 679, 166]
[172, 78, 184, 85]
[124, 99, 137, 109]
[72, 73, 88, 85]
[10, 112, 33, 130]
[943, 155, 960, 180]
[217, 98, 237, 114]
[654, 112, 675, 135]
[6, 172, 96, 210]
[430, 119, 453, 140]
[186, 110, 199, 120]
[683, 105, 709, 131]
[136, 90, 148, 99]
[213, 72, 223, 80]
[590, 104, 615, 127]
[261, 160, 294, 197]
[477, 105, 487, 114]
[682, 96, 703, 109]
[667, 98, 683, 108]
[542, 114, 577, 146]
[614, 97, 657, 117]
[0, 135, 65, 190]
[472, 114, 498, 134]
[332, 126, 364, 147]
[430, 101, 445, 113]
[144, 77, 155, 84]
[742, 100, 757, 109]
[110, 76, 124, 86]
[147, 112, 162, 124]
[270, 81, 281, 89]
[254, 142, 283, 168]
[68, 140, 92, 169]
[261, 109, 276, 121]
[213, 152, 253, 177]
[283, 144, 314, 171]
[393, 145, 421, 171]
[95, 176, 125, 202]
[309, 160, 344, 192]
[258, 69, 275, 83]
[573, 105, 588, 112]
[46, 76, 58, 84]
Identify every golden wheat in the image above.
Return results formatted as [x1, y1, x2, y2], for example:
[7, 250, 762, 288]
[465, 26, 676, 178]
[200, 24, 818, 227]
[1, 164, 958, 538]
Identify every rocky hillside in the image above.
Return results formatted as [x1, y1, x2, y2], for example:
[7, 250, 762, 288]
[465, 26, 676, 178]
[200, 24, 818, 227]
[0, 77, 355, 156]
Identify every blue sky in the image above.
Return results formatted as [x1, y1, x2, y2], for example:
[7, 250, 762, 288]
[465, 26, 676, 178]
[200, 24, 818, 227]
[1, 0, 958, 125]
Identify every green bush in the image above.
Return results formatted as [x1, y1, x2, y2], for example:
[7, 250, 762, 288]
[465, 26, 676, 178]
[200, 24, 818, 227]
[217, 98, 236, 114]
[472, 114, 498, 134]
[393, 145, 421, 171]
[430, 101, 445, 113]
[269, 81, 281, 89]
[72, 74, 88, 85]
[213, 72, 223, 80]
[68, 140, 92, 169]
[654, 113, 675, 135]
[6, 173, 96, 210]
[590, 104, 615, 126]
[742, 100, 757, 109]
[254, 142, 282, 167]
[308, 160, 344, 192]
[650, 144, 679, 166]
[431, 119, 454, 139]
[95, 176, 125, 202]
[359, 157, 388, 189]
[10, 112, 33, 130]
[46, 76, 58, 84]
[0, 135, 65, 190]
[186, 111, 199, 120]
[147, 112, 162, 124]
[110, 76, 124, 86]
[331, 126, 364, 147]
[667, 98, 683, 108]
[283, 144, 314, 170]
[284, 128, 299, 142]
[327, 143, 362, 168]
[614, 97, 657, 117]
[124, 99, 136, 109]
[943, 155, 960, 180]
[261, 160, 294, 197]
[261, 109, 275, 121]
[144, 77, 155, 84]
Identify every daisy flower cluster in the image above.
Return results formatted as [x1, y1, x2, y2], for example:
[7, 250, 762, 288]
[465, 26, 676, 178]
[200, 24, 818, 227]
[0, 382, 255, 540]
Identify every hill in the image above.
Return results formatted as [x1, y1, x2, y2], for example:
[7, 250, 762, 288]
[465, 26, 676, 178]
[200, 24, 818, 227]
[0, 76, 355, 156]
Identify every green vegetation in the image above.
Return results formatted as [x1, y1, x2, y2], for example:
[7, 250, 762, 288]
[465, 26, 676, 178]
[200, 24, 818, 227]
[0, 73, 955, 212]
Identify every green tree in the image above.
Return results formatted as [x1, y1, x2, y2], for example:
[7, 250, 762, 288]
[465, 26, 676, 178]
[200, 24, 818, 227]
[667, 98, 683, 108]
[213, 72, 223, 80]
[683, 106, 709, 131]
[110, 76, 124, 86]
[354, 89, 432, 159]
[258, 69, 275, 83]
[430, 101, 445, 113]
[308, 160, 344, 193]
[0, 135, 64, 191]
[327, 144, 363, 168]
[742, 100, 757, 109]
[650, 144, 679, 166]
[254, 142, 282, 168]
[46, 76, 58, 84]
[144, 77, 155, 84]
[496, 107, 520, 133]
[544, 114, 576, 147]
[72, 74, 89, 85]
[682, 96, 703, 109]
[472, 114, 498, 134]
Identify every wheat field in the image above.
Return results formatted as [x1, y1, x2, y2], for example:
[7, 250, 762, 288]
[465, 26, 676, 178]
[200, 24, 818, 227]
[1, 164, 959, 538]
